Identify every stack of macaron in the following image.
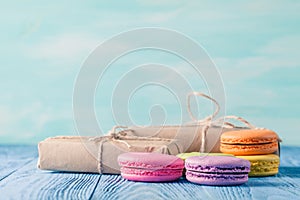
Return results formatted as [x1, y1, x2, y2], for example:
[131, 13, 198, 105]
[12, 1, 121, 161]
[220, 129, 280, 176]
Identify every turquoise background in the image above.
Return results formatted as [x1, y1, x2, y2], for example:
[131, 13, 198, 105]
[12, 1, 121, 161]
[0, 1, 299, 145]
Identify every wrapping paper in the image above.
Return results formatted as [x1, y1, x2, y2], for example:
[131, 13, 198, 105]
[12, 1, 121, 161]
[125, 125, 250, 153]
[37, 91, 281, 174]
[38, 136, 183, 174]
[123, 125, 281, 156]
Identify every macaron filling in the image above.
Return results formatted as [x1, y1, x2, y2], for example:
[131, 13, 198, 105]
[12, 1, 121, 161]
[185, 164, 249, 173]
[186, 171, 249, 180]
[221, 137, 278, 144]
[221, 142, 278, 155]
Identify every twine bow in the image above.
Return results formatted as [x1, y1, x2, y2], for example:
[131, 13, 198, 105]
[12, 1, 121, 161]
[187, 92, 259, 152]
[89, 126, 134, 173]
[89, 126, 180, 173]
[106, 92, 262, 154]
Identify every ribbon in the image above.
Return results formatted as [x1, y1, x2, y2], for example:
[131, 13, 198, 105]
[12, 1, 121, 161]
[108, 92, 262, 153]
[89, 126, 181, 173]
[187, 92, 259, 152]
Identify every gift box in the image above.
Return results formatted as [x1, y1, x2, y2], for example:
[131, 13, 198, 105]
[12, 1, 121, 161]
[114, 92, 267, 153]
[116, 121, 280, 156]
[38, 135, 183, 174]
[121, 125, 250, 153]
[38, 92, 281, 175]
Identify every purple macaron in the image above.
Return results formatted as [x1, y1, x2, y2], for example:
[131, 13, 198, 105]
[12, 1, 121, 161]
[185, 156, 250, 186]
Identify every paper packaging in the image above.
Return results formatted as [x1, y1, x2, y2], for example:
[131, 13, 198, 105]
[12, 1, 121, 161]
[38, 136, 183, 174]
[124, 125, 281, 156]
[125, 125, 251, 153]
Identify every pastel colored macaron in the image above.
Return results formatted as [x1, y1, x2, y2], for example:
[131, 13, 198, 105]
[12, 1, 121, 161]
[177, 152, 235, 177]
[185, 156, 250, 186]
[118, 152, 184, 182]
[236, 154, 280, 176]
[220, 129, 279, 155]
[177, 152, 234, 161]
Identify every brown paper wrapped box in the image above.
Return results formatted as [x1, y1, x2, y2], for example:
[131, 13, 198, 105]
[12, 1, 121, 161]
[38, 92, 281, 174]
[121, 124, 280, 156]
[38, 135, 183, 174]
[123, 125, 250, 153]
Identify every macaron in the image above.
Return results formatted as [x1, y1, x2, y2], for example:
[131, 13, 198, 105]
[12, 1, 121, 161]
[185, 156, 250, 186]
[220, 129, 279, 155]
[177, 152, 235, 177]
[236, 154, 280, 176]
[177, 152, 234, 161]
[118, 152, 184, 182]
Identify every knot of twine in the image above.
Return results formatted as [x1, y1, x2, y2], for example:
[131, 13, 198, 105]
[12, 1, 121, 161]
[89, 126, 180, 173]
[187, 91, 264, 152]
[89, 126, 132, 173]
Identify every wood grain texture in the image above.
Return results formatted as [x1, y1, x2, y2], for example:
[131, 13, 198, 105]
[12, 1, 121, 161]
[91, 145, 300, 200]
[0, 159, 100, 200]
[0, 145, 37, 181]
[0, 145, 299, 200]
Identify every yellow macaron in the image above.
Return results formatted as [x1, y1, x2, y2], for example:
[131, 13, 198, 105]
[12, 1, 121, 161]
[236, 154, 280, 177]
[177, 152, 234, 160]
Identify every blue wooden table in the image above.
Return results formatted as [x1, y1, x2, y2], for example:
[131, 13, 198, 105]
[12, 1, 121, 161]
[0, 145, 299, 200]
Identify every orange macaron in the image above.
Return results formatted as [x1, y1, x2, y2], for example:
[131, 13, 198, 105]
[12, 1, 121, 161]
[220, 129, 279, 156]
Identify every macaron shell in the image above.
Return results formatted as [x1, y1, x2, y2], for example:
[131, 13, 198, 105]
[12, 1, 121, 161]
[121, 173, 182, 182]
[237, 154, 280, 176]
[220, 142, 278, 155]
[177, 153, 234, 177]
[177, 152, 234, 161]
[221, 129, 278, 144]
[121, 167, 182, 182]
[118, 152, 184, 169]
[248, 169, 279, 177]
[186, 171, 248, 186]
[185, 156, 250, 173]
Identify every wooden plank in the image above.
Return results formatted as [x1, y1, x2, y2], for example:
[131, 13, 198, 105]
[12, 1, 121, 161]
[0, 159, 100, 199]
[91, 146, 300, 200]
[0, 145, 37, 181]
[92, 175, 206, 200]
[91, 169, 300, 200]
[0, 145, 299, 199]
[280, 146, 300, 166]
[0, 145, 37, 159]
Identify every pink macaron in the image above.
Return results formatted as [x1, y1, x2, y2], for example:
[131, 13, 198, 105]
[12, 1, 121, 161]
[118, 152, 184, 182]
